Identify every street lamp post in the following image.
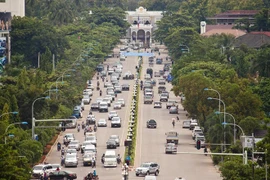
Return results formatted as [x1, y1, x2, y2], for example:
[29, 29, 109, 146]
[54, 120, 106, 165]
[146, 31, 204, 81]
[204, 88, 221, 112]
[5, 122, 28, 144]
[207, 97, 226, 151]
[222, 122, 245, 136]
[215, 111, 236, 145]
[0, 111, 18, 118]
[32, 96, 50, 140]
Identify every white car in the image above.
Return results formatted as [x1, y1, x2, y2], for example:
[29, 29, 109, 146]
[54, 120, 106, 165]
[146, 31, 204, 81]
[82, 94, 91, 104]
[111, 117, 121, 127]
[102, 98, 111, 107]
[97, 119, 107, 127]
[87, 84, 94, 90]
[81, 141, 93, 153]
[32, 164, 54, 179]
[68, 140, 80, 151]
[66, 148, 77, 156]
[118, 98, 125, 107]
[83, 89, 93, 96]
[85, 136, 97, 146]
[154, 101, 162, 108]
[105, 95, 114, 102]
[64, 133, 75, 142]
[108, 111, 118, 120]
[51, 164, 61, 171]
[65, 154, 78, 167]
[114, 101, 122, 109]
[96, 98, 103, 104]
[104, 82, 112, 88]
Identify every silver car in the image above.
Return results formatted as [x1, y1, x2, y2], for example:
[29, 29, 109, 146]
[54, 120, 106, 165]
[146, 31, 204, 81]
[64, 154, 78, 167]
[68, 140, 80, 151]
[118, 98, 125, 107]
[114, 101, 122, 109]
[109, 135, 120, 146]
[97, 119, 107, 127]
[108, 111, 118, 120]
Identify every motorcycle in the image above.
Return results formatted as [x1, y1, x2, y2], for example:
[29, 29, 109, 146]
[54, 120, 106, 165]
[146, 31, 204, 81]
[99, 90, 102, 96]
[61, 158, 65, 166]
[57, 143, 61, 151]
[82, 122, 85, 129]
[204, 147, 208, 156]
[94, 125, 97, 132]
[77, 125, 80, 132]
[117, 157, 121, 164]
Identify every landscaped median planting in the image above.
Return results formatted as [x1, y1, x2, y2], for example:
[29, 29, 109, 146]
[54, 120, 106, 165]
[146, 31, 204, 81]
[124, 56, 142, 166]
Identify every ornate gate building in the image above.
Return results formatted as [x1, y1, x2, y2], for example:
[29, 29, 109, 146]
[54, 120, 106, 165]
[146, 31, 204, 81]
[125, 7, 163, 47]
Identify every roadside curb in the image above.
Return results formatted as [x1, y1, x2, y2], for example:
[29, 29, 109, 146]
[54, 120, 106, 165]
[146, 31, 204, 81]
[43, 131, 62, 163]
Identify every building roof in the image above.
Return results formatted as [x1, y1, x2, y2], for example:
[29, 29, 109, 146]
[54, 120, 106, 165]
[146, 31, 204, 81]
[206, 25, 234, 32]
[234, 33, 270, 48]
[202, 29, 246, 38]
[250, 31, 270, 37]
[207, 10, 259, 19]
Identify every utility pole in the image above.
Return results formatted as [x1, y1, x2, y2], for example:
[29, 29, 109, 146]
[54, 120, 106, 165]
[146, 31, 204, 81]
[252, 133, 255, 180]
[37, 52, 40, 68]
[52, 54, 55, 71]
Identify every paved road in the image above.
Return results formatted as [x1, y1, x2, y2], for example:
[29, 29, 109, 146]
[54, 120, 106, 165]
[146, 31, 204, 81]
[45, 45, 138, 180]
[128, 46, 222, 180]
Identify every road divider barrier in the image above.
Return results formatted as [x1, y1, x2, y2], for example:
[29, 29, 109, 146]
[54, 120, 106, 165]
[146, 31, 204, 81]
[124, 56, 142, 167]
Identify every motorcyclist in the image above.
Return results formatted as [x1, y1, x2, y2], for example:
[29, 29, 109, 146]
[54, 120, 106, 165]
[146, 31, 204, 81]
[172, 119, 175, 128]
[97, 81, 100, 87]
[57, 142, 61, 151]
[99, 90, 102, 96]
[204, 147, 208, 156]
[82, 121, 85, 129]
[89, 127, 93, 132]
[101, 154, 105, 164]
[61, 147, 65, 156]
[117, 154, 121, 164]
[77, 124, 80, 132]
[94, 124, 97, 132]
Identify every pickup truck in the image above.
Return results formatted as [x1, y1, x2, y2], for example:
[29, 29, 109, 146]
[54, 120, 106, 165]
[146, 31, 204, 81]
[144, 96, 153, 104]
[166, 131, 179, 144]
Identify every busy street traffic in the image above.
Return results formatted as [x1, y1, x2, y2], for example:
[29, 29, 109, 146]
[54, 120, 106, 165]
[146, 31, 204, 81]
[32, 43, 222, 180]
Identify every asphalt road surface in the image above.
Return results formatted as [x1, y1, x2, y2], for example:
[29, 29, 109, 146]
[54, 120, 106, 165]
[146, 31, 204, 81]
[45, 45, 138, 180]
[44, 44, 222, 180]
[129, 46, 222, 180]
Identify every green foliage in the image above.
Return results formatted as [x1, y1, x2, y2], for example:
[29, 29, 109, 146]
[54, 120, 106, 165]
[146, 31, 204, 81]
[0, 144, 31, 180]
[18, 140, 43, 165]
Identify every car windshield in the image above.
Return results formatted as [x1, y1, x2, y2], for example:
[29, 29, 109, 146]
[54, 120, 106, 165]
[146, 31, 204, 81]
[149, 120, 156, 124]
[115, 102, 122, 105]
[33, 166, 43, 170]
[105, 155, 116, 158]
[66, 134, 73, 138]
[70, 141, 78, 145]
[51, 164, 60, 168]
[110, 135, 118, 139]
[112, 117, 120, 121]
[99, 119, 105, 122]
[141, 163, 150, 168]
[86, 136, 95, 140]
[66, 156, 76, 160]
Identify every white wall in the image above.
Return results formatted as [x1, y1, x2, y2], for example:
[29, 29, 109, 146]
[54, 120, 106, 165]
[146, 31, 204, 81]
[0, 0, 25, 17]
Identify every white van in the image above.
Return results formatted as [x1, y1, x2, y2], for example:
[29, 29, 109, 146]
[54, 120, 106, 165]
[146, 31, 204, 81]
[103, 150, 117, 167]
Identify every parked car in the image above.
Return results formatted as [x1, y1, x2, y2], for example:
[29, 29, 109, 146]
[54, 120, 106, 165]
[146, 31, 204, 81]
[147, 119, 157, 128]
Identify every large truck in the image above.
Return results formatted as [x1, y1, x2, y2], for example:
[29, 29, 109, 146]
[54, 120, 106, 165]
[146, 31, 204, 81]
[166, 131, 179, 144]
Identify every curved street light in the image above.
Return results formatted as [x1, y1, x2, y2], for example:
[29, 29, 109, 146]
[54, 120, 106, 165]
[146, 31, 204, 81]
[207, 97, 226, 151]
[5, 121, 28, 144]
[0, 111, 18, 118]
[204, 88, 221, 112]
[216, 111, 236, 145]
[32, 96, 50, 140]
